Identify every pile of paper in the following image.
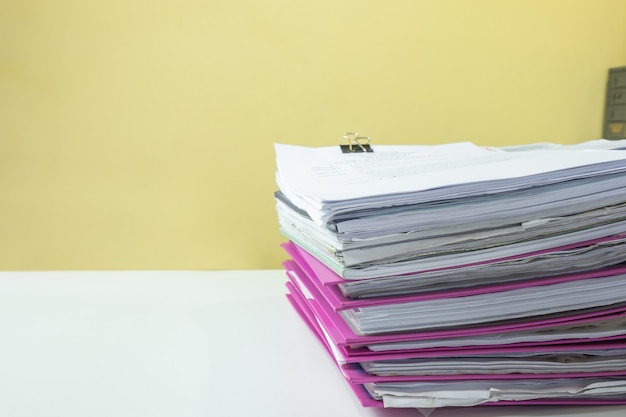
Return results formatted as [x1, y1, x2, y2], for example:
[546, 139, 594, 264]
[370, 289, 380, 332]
[274, 139, 626, 410]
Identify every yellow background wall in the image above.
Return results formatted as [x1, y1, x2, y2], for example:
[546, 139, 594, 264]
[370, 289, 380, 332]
[1, 0, 625, 270]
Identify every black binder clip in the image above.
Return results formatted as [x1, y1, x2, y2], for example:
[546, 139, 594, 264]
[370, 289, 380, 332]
[340, 132, 373, 153]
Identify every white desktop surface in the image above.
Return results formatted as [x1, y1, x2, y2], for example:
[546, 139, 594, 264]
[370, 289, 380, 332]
[0, 270, 624, 417]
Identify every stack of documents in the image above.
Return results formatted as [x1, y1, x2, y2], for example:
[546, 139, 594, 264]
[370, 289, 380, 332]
[275, 139, 626, 410]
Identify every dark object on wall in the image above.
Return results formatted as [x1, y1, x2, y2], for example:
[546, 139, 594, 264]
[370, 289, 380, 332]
[604, 66, 626, 139]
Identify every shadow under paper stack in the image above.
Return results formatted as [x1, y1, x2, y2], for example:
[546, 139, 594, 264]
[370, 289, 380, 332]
[273, 139, 626, 409]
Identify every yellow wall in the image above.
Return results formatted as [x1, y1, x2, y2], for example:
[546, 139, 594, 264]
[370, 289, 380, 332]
[1, 0, 625, 270]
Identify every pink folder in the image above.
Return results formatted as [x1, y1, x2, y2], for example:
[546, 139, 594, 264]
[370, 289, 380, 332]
[283, 262, 626, 357]
[286, 283, 626, 408]
[286, 273, 626, 360]
[288, 276, 626, 376]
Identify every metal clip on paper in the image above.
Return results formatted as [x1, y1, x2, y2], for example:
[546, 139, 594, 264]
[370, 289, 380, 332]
[340, 132, 373, 153]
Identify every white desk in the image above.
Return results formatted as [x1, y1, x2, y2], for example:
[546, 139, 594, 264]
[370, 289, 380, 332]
[0, 270, 624, 417]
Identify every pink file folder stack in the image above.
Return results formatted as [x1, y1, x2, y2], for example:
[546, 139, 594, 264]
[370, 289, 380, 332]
[274, 140, 626, 409]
